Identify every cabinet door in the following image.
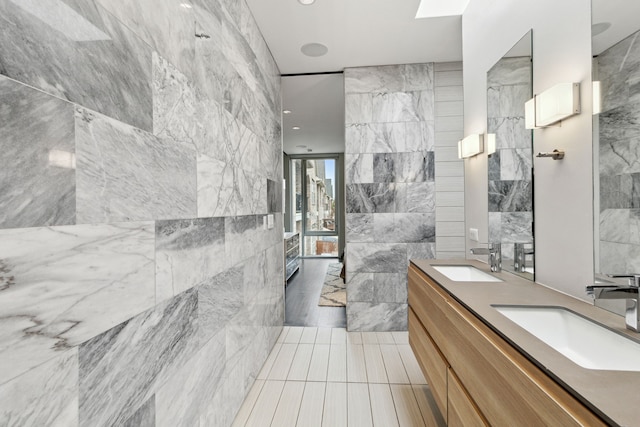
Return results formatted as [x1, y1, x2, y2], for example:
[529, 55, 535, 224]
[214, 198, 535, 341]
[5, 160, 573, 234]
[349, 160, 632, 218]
[408, 308, 448, 421]
[447, 368, 488, 427]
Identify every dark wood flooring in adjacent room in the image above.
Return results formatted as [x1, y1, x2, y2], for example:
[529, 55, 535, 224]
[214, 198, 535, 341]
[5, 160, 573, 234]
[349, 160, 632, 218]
[285, 258, 346, 328]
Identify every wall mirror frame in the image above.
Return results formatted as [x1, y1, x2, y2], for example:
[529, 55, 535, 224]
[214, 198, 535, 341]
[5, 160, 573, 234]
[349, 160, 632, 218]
[486, 30, 535, 281]
[592, 0, 640, 312]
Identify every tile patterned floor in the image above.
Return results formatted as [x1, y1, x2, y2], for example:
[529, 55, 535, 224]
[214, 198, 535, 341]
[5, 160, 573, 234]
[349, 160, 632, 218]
[232, 327, 446, 427]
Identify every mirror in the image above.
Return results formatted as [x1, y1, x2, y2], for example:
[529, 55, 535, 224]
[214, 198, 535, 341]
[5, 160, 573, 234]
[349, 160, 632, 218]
[486, 31, 534, 280]
[592, 0, 640, 310]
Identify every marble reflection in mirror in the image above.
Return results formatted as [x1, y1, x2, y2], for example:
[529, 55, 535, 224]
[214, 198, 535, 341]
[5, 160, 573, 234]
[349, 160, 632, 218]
[487, 31, 534, 280]
[593, 1, 640, 282]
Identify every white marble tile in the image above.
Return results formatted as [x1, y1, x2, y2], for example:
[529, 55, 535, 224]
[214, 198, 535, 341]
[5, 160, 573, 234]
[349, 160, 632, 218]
[0, 76, 76, 230]
[345, 94, 373, 124]
[372, 91, 434, 123]
[0, 348, 78, 426]
[346, 154, 374, 184]
[96, 0, 195, 80]
[78, 288, 199, 427]
[348, 243, 408, 273]
[156, 217, 227, 302]
[0, 0, 153, 131]
[122, 396, 155, 427]
[0, 222, 155, 385]
[156, 329, 226, 427]
[345, 64, 433, 94]
[75, 107, 197, 223]
[347, 303, 408, 332]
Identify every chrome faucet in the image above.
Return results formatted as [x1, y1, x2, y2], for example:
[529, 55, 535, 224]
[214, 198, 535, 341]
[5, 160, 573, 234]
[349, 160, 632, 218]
[586, 274, 640, 332]
[470, 243, 501, 273]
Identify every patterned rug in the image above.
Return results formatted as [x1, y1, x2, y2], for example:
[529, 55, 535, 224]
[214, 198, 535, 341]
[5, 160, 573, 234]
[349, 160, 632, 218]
[318, 262, 346, 307]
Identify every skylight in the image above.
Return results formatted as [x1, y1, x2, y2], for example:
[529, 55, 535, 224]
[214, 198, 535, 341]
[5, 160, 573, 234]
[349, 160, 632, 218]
[415, 0, 470, 18]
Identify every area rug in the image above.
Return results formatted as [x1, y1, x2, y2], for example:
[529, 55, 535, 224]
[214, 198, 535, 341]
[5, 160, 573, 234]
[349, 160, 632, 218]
[318, 262, 346, 307]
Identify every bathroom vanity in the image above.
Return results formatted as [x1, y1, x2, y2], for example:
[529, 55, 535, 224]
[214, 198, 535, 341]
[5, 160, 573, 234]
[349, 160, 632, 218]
[408, 259, 640, 426]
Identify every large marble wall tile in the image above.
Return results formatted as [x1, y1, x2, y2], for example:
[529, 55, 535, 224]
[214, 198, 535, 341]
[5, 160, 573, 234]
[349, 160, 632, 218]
[122, 396, 155, 427]
[487, 84, 529, 118]
[499, 212, 533, 242]
[405, 121, 435, 152]
[346, 184, 397, 213]
[347, 273, 375, 303]
[488, 180, 532, 212]
[348, 243, 408, 274]
[346, 303, 407, 331]
[346, 214, 375, 243]
[346, 154, 374, 184]
[152, 53, 204, 151]
[500, 149, 532, 181]
[0, 348, 78, 427]
[0, 221, 155, 385]
[242, 252, 267, 305]
[406, 243, 436, 263]
[96, 0, 195, 79]
[225, 215, 260, 263]
[156, 329, 226, 427]
[78, 288, 199, 427]
[156, 218, 226, 302]
[600, 241, 629, 273]
[267, 179, 283, 213]
[198, 266, 243, 344]
[406, 182, 436, 213]
[600, 209, 631, 243]
[0, 0, 153, 131]
[345, 64, 434, 94]
[373, 213, 435, 243]
[487, 57, 532, 87]
[345, 94, 373, 124]
[600, 175, 633, 210]
[488, 151, 501, 181]
[597, 30, 640, 113]
[487, 117, 531, 150]
[368, 123, 406, 153]
[488, 212, 502, 242]
[372, 91, 434, 123]
[75, 107, 197, 223]
[0, 76, 75, 229]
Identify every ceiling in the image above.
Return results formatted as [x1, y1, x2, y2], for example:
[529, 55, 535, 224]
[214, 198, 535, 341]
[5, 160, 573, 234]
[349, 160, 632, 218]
[246, 0, 464, 155]
[592, 0, 640, 55]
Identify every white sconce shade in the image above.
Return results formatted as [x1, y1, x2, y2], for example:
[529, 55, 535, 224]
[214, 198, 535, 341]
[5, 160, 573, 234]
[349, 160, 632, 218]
[486, 133, 496, 155]
[535, 82, 581, 127]
[458, 134, 484, 159]
[593, 81, 601, 115]
[525, 98, 537, 129]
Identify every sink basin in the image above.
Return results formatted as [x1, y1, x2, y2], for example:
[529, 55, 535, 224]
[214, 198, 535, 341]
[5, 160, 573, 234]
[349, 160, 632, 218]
[433, 265, 502, 282]
[493, 305, 640, 371]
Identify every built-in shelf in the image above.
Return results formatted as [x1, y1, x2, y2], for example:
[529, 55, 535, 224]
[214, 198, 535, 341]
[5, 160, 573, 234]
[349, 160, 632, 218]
[284, 232, 300, 283]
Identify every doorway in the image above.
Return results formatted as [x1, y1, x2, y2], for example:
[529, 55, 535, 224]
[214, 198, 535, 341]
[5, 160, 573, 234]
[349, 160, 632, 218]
[290, 156, 340, 257]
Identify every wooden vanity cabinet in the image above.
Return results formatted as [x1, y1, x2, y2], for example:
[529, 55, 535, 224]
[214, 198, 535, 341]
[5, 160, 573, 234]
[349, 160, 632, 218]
[408, 264, 607, 427]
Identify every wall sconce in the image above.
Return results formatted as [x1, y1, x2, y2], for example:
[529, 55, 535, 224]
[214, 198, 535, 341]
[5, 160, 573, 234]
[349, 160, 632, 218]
[524, 83, 581, 128]
[458, 134, 484, 159]
[486, 133, 496, 155]
[593, 81, 601, 115]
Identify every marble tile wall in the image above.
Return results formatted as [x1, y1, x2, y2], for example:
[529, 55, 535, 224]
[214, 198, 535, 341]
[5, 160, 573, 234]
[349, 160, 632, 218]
[597, 29, 640, 273]
[345, 64, 454, 331]
[0, 1, 283, 426]
[486, 56, 533, 258]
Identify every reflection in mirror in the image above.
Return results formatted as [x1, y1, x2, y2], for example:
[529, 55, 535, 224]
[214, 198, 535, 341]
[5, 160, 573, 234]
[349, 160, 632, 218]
[592, 0, 640, 313]
[486, 31, 534, 280]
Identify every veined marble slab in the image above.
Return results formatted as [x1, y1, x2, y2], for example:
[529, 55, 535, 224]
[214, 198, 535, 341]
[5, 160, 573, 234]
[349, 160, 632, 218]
[488, 180, 532, 212]
[198, 266, 243, 345]
[348, 243, 408, 274]
[156, 329, 226, 427]
[267, 179, 282, 213]
[487, 56, 531, 87]
[346, 184, 397, 213]
[78, 288, 199, 427]
[372, 91, 434, 123]
[500, 148, 532, 181]
[96, 0, 195, 80]
[0, 0, 153, 131]
[487, 83, 529, 118]
[0, 76, 75, 229]
[346, 214, 375, 243]
[600, 174, 632, 210]
[156, 217, 226, 302]
[0, 348, 78, 426]
[345, 94, 373, 124]
[347, 302, 407, 332]
[373, 213, 435, 244]
[345, 64, 434, 94]
[122, 396, 155, 427]
[487, 117, 531, 150]
[225, 216, 260, 264]
[346, 154, 374, 184]
[0, 221, 155, 385]
[406, 182, 436, 213]
[75, 107, 197, 223]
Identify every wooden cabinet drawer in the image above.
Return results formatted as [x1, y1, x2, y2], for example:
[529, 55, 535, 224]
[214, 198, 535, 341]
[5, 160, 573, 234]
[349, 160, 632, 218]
[447, 368, 488, 427]
[409, 307, 448, 419]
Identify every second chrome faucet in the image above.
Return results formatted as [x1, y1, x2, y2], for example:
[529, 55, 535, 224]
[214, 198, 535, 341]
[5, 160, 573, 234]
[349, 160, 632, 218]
[470, 243, 502, 273]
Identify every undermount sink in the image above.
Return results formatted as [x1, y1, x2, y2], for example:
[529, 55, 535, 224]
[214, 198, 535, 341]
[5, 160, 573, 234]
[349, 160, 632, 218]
[433, 265, 502, 282]
[494, 305, 640, 372]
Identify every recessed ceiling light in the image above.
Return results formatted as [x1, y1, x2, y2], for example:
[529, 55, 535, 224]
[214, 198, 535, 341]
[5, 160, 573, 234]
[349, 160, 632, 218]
[298, 0, 315, 5]
[592, 22, 612, 37]
[292, 126, 301, 130]
[180, 3, 192, 8]
[283, 110, 292, 114]
[301, 43, 328, 57]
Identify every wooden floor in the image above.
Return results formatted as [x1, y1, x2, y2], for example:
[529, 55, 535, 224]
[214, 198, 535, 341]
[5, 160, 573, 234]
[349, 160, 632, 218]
[285, 258, 347, 328]
[232, 327, 445, 427]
